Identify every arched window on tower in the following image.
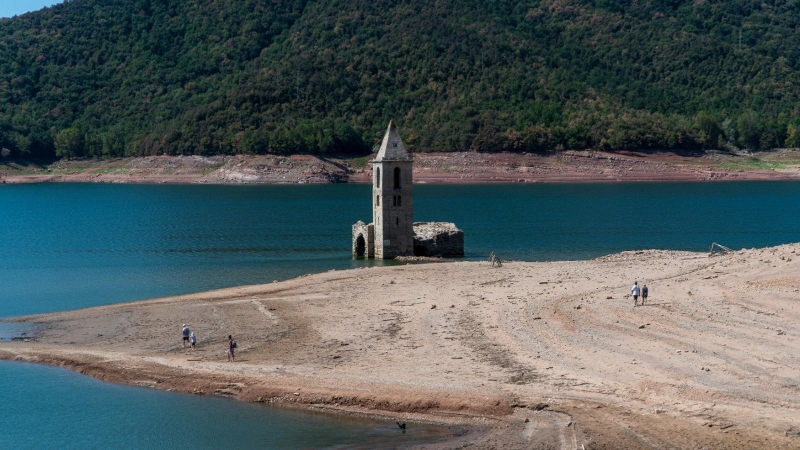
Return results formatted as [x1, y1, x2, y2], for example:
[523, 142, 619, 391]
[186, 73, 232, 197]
[393, 167, 401, 189]
[376, 167, 381, 188]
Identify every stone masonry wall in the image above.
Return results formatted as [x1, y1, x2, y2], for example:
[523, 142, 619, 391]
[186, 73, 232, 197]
[412, 222, 464, 256]
[352, 221, 374, 257]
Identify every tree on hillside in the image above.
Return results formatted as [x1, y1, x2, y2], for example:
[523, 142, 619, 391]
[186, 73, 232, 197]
[737, 110, 760, 150]
[694, 112, 721, 150]
[786, 124, 800, 149]
[54, 128, 84, 159]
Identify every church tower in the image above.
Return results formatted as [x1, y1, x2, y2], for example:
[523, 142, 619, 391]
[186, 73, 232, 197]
[372, 121, 414, 258]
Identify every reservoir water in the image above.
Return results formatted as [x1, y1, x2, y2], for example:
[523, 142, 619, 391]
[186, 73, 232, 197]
[0, 360, 447, 449]
[2, 181, 800, 448]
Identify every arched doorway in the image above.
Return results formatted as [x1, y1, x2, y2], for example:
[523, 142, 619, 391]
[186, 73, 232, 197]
[355, 234, 366, 257]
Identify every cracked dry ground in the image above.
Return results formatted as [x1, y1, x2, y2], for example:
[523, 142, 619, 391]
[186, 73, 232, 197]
[2, 244, 800, 449]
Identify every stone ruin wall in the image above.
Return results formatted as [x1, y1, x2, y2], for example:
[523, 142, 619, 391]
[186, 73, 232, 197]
[351, 221, 374, 257]
[412, 222, 464, 257]
[353, 221, 463, 258]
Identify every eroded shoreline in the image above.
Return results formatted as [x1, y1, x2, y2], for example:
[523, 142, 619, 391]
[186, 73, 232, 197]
[2, 149, 800, 185]
[2, 246, 800, 448]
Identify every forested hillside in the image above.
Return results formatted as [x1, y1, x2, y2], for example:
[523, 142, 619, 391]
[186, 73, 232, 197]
[2, 0, 800, 159]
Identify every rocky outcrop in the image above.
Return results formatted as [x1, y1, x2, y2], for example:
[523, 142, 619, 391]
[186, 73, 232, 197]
[413, 222, 464, 257]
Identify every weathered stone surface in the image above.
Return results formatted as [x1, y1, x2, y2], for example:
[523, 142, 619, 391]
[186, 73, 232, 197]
[351, 123, 463, 259]
[372, 122, 414, 258]
[352, 221, 374, 258]
[412, 222, 464, 257]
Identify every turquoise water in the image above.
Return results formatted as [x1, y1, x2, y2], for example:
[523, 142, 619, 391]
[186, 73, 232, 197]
[3, 182, 800, 317]
[0, 361, 446, 449]
[1, 181, 800, 448]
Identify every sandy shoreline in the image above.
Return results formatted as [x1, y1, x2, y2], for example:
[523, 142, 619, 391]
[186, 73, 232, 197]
[2, 245, 800, 448]
[2, 149, 800, 185]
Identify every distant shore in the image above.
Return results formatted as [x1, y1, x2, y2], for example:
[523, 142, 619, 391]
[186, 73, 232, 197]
[2, 149, 800, 185]
[2, 244, 799, 448]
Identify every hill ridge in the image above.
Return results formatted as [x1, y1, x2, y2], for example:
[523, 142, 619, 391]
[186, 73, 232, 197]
[1, 0, 800, 159]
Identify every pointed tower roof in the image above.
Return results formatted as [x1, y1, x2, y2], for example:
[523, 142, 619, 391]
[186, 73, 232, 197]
[374, 120, 410, 161]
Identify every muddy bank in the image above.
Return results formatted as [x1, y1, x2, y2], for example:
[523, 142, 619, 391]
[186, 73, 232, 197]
[2, 149, 800, 185]
[2, 244, 799, 448]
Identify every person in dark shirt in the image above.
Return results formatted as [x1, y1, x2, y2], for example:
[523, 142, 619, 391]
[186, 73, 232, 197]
[227, 335, 236, 362]
[182, 324, 190, 347]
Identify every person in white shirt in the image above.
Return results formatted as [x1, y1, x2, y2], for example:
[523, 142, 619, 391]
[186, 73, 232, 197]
[631, 281, 640, 307]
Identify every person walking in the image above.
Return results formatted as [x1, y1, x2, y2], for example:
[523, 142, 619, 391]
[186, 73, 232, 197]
[190, 331, 196, 351]
[182, 324, 190, 347]
[641, 284, 649, 305]
[226, 335, 236, 362]
[631, 281, 640, 307]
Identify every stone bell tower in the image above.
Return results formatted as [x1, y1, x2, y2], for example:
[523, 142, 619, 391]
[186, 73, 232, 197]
[352, 121, 463, 259]
[372, 121, 414, 258]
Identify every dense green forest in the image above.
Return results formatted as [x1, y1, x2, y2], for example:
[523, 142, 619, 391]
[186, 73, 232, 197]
[2, 0, 800, 159]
